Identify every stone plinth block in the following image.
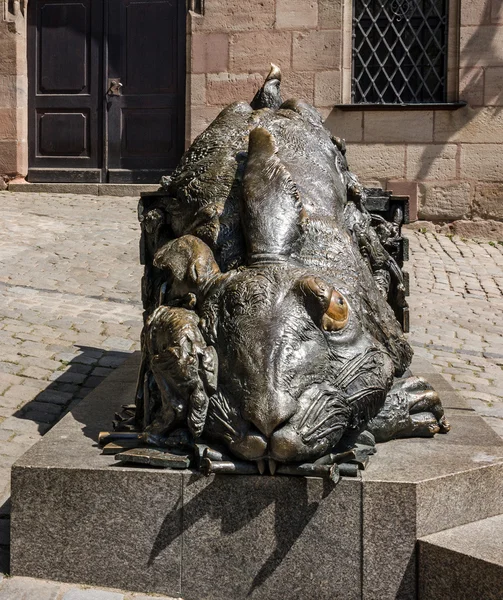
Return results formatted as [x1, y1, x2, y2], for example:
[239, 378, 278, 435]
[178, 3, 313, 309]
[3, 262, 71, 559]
[10, 354, 503, 600]
[11, 354, 361, 599]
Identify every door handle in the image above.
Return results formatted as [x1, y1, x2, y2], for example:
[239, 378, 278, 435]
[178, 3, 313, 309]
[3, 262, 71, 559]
[107, 78, 123, 96]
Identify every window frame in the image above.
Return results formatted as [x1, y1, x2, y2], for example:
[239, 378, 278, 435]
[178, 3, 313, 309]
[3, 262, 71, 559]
[338, 0, 463, 109]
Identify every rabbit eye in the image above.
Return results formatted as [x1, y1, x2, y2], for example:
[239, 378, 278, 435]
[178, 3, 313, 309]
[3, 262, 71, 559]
[297, 276, 349, 332]
[321, 290, 349, 331]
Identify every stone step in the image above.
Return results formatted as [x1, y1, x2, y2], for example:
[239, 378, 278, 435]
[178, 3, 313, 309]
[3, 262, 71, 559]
[7, 183, 159, 196]
[418, 515, 503, 600]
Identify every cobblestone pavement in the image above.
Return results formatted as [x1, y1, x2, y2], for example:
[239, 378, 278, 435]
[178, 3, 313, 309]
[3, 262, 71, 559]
[406, 228, 503, 439]
[0, 192, 501, 597]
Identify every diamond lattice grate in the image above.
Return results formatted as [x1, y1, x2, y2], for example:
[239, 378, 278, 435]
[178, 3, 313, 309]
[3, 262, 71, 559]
[352, 0, 448, 104]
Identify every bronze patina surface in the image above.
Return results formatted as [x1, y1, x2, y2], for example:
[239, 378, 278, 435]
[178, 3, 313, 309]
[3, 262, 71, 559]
[106, 65, 450, 474]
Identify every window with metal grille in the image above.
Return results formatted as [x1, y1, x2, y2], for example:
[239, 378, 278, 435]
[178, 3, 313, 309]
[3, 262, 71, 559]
[352, 0, 449, 104]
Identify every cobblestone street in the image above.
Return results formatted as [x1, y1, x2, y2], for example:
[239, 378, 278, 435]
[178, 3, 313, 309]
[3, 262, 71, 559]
[0, 191, 501, 597]
[407, 228, 503, 439]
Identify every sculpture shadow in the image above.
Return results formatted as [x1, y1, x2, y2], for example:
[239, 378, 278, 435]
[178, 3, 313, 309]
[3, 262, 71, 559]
[11, 345, 131, 437]
[149, 474, 333, 596]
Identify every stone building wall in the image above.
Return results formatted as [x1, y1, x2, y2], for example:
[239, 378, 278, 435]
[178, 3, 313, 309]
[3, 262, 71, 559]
[186, 0, 343, 142]
[0, 0, 28, 183]
[188, 0, 503, 227]
[0, 0, 502, 229]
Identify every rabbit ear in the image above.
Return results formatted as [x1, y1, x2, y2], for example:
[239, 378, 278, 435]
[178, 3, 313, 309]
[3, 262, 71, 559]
[242, 127, 305, 260]
[250, 64, 283, 110]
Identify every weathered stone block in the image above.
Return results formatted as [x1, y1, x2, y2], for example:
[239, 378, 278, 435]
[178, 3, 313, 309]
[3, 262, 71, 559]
[485, 67, 503, 106]
[362, 416, 503, 600]
[406, 144, 458, 182]
[230, 31, 292, 72]
[191, 0, 275, 33]
[12, 467, 184, 596]
[10, 354, 503, 600]
[281, 71, 315, 104]
[451, 219, 503, 241]
[460, 1, 491, 25]
[11, 354, 363, 600]
[314, 70, 341, 106]
[206, 73, 263, 106]
[276, 0, 318, 29]
[386, 180, 418, 221]
[460, 143, 503, 182]
[318, 0, 343, 29]
[363, 481, 417, 600]
[324, 109, 363, 142]
[292, 30, 341, 71]
[190, 106, 224, 141]
[0, 140, 18, 175]
[419, 182, 472, 221]
[0, 75, 18, 109]
[434, 106, 503, 143]
[492, 1, 503, 24]
[190, 73, 206, 106]
[345, 143, 405, 181]
[460, 26, 503, 67]
[365, 111, 433, 143]
[191, 33, 229, 74]
[0, 27, 16, 76]
[459, 67, 485, 106]
[473, 183, 503, 220]
[0, 108, 17, 139]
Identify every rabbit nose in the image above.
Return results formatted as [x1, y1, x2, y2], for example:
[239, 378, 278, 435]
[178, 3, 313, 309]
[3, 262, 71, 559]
[246, 392, 296, 438]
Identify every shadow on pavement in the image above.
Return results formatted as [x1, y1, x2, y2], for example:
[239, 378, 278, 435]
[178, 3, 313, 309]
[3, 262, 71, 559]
[12, 346, 131, 436]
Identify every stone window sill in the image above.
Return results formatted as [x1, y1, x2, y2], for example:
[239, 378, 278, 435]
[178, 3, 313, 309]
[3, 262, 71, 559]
[333, 102, 467, 111]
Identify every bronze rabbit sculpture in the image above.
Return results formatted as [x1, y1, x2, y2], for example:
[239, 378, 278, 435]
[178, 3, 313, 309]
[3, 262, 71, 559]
[112, 65, 449, 476]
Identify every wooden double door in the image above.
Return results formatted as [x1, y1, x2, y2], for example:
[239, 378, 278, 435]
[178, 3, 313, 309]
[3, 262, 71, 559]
[28, 0, 186, 183]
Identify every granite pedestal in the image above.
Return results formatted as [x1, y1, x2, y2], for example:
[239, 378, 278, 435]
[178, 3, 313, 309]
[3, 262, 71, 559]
[10, 353, 503, 600]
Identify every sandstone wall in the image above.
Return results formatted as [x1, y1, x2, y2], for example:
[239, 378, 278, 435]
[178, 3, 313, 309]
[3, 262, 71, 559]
[0, 0, 27, 182]
[186, 0, 343, 141]
[188, 0, 503, 225]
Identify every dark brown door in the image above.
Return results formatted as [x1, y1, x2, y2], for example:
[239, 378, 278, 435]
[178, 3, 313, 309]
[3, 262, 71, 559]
[106, 0, 186, 183]
[28, 0, 103, 182]
[27, 0, 185, 183]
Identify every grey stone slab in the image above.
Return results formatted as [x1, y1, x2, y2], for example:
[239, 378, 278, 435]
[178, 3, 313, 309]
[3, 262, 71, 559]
[0, 576, 61, 599]
[8, 183, 100, 194]
[62, 589, 125, 600]
[414, 372, 456, 392]
[418, 516, 503, 600]
[409, 359, 473, 410]
[439, 412, 503, 446]
[420, 514, 503, 566]
[408, 354, 436, 375]
[11, 467, 183, 596]
[364, 415, 503, 485]
[363, 481, 417, 600]
[415, 460, 503, 538]
[98, 184, 158, 197]
[14, 353, 140, 472]
[181, 473, 361, 600]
